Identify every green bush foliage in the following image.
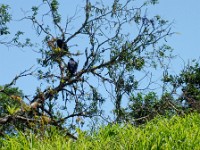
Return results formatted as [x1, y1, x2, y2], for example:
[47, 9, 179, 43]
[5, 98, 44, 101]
[1, 113, 200, 150]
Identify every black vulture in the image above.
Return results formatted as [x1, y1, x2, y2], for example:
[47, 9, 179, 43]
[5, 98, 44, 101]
[56, 39, 68, 51]
[67, 58, 78, 75]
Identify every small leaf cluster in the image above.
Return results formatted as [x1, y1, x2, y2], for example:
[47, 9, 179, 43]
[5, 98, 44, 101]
[0, 4, 11, 35]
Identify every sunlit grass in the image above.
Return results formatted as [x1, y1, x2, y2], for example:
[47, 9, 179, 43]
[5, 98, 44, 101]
[1, 113, 200, 149]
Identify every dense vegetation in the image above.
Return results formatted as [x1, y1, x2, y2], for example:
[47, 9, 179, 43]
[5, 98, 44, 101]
[1, 113, 200, 149]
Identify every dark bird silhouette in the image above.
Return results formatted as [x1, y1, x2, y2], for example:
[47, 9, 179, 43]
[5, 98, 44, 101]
[56, 39, 68, 51]
[67, 58, 78, 76]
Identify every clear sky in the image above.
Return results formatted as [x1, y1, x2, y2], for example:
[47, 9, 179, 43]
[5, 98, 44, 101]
[0, 0, 200, 95]
[155, 0, 200, 66]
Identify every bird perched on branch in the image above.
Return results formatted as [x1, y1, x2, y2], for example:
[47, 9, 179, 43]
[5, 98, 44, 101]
[56, 39, 68, 51]
[67, 58, 78, 76]
[47, 38, 68, 52]
[44, 38, 69, 65]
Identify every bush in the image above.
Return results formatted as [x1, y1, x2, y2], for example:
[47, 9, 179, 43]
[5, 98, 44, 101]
[1, 113, 200, 149]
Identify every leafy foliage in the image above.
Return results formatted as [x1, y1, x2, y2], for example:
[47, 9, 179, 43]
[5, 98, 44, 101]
[164, 60, 200, 112]
[0, 4, 11, 35]
[1, 113, 200, 149]
[0, 86, 24, 136]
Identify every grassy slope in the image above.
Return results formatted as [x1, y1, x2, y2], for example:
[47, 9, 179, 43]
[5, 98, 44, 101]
[1, 113, 200, 150]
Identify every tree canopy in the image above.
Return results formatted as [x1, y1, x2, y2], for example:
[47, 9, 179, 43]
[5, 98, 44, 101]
[0, 0, 199, 139]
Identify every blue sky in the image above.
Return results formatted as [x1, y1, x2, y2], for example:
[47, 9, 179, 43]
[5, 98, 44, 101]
[0, 0, 200, 96]
[156, 0, 200, 62]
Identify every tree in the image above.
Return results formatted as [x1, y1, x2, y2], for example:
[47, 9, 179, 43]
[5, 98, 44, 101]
[163, 60, 200, 113]
[0, 0, 174, 138]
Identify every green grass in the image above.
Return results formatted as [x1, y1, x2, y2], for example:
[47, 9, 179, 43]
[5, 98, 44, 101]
[1, 113, 200, 149]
